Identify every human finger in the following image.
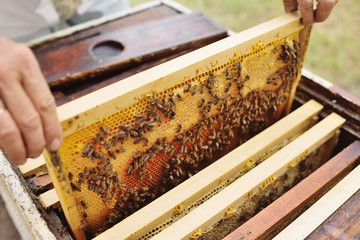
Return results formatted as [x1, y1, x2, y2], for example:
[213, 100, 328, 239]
[298, 0, 315, 25]
[0, 100, 27, 165]
[19, 46, 62, 151]
[0, 73, 46, 159]
[283, 0, 299, 13]
[314, 0, 337, 22]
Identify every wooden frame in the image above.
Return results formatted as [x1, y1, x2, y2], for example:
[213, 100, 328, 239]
[151, 113, 345, 240]
[55, 11, 308, 138]
[42, 11, 312, 239]
[94, 100, 323, 240]
[273, 163, 360, 240]
[0, 2, 357, 240]
[37, 100, 321, 211]
[222, 140, 360, 240]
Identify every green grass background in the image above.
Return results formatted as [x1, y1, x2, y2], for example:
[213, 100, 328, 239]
[131, 0, 359, 96]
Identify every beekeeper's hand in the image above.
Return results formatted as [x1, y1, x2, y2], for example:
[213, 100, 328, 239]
[0, 36, 62, 165]
[283, 0, 338, 25]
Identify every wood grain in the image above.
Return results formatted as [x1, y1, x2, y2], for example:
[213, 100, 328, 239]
[222, 141, 360, 240]
[36, 12, 227, 88]
[273, 163, 360, 240]
[307, 189, 360, 240]
[152, 113, 344, 240]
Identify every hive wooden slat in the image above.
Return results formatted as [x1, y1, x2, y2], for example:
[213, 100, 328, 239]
[306, 189, 360, 239]
[222, 140, 360, 240]
[151, 113, 345, 240]
[93, 100, 322, 240]
[39, 189, 60, 209]
[18, 155, 46, 177]
[273, 163, 360, 240]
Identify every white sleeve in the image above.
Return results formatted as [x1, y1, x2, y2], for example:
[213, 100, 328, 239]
[0, 0, 59, 39]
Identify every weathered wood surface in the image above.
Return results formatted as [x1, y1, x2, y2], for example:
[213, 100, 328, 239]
[31, 5, 179, 53]
[273, 164, 360, 240]
[27, 173, 53, 195]
[222, 140, 360, 240]
[35, 12, 227, 90]
[307, 189, 360, 240]
[54, 49, 194, 106]
[297, 71, 360, 139]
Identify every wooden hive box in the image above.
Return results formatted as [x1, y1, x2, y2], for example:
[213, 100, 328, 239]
[0, 1, 359, 240]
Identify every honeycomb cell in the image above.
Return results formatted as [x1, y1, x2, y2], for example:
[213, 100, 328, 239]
[56, 34, 302, 237]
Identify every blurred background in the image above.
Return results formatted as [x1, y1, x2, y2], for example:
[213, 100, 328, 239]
[132, 0, 359, 96]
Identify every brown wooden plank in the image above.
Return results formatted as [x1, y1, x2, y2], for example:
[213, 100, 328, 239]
[36, 12, 227, 88]
[31, 5, 179, 53]
[53, 49, 188, 105]
[306, 189, 360, 240]
[222, 141, 360, 240]
[296, 73, 360, 139]
[27, 173, 53, 195]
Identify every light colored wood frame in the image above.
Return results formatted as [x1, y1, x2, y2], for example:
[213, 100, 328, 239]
[273, 164, 360, 240]
[94, 100, 323, 240]
[38, 100, 321, 210]
[43, 11, 312, 239]
[151, 113, 345, 240]
[222, 140, 360, 240]
[55, 11, 307, 138]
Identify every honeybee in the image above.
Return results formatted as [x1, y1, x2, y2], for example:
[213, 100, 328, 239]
[200, 84, 204, 94]
[191, 85, 197, 96]
[66, 172, 73, 182]
[224, 67, 230, 77]
[78, 221, 87, 231]
[176, 93, 183, 101]
[81, 201, 87, 209]
[100, 126, 109, 135]
[184, 82, 191, 93]
[176, 124, 182, 133]
[273, 47, 278, 54]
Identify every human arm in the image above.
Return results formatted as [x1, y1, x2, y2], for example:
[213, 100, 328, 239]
[0, 36, 62, 165]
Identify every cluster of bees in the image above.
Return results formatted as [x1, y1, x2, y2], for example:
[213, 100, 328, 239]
[69, 39, 301, 234]
[267, 40, 301, 91]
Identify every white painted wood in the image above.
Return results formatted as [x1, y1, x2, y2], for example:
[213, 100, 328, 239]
[0, 151, 57, 240]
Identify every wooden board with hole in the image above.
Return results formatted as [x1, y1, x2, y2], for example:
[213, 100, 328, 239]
[150, 113, 345, 240]
[222, 140, 360, 240]
[43, 12, 312, 239]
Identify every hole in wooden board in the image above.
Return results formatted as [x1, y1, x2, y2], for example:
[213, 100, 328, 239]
[90, 40, 124, 58]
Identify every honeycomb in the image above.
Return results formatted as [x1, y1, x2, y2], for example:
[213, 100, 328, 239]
[48, 32, 304, 238]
